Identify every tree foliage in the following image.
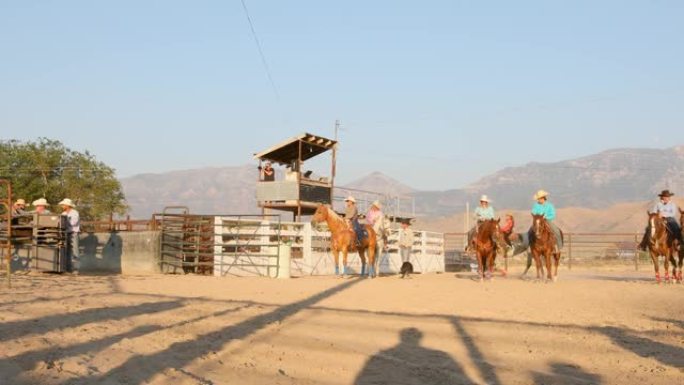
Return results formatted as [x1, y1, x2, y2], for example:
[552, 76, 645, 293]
[0, 138, 127, 220]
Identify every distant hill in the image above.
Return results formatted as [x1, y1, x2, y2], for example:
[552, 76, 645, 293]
[121, 146, 684, 227]
[412, 146, 684, 216]
[343, 171, 416, 195]
[121, 165, 259, 218]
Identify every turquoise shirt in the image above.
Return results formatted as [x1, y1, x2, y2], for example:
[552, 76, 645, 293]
[531, 202, 556, 221]
[474, 206, 495, 221]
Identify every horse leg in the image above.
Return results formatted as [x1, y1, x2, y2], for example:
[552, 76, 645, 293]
[333, 248, 340, 276]
[553, 252, 561, 281]
[476, 251, 484, 282]
[521, 252, 533, 277]
[664, 250, 671, 283]
[368, 243, 377, 278]
[342, 248, 349, 277]
[650, 251, 661, 283]
[532, 250, 542, 282]
[359, 247, 366, 277]
[545, 252, 553, 282]
[487, 252, 495, 281]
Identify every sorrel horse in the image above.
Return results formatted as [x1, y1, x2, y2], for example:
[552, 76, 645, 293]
[530, 214, 561, 282]
[676, 209, 684, 283]
[311, 205, 377, 277]
[646, 212, 679, 283]
[474, 219, 503, 281]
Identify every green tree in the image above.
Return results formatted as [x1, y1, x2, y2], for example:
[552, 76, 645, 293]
[0, 138, 127, 220]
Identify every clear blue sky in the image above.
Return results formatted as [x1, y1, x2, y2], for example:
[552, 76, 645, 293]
[1, 1, 683, 190]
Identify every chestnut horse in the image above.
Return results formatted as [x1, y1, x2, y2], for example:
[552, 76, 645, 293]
[530, 214, 561, 282]
[311, 205, 377, 277]
[677, 209, 684, 283]
[646, 212, 679, 283]
[474, 219, 503, 281]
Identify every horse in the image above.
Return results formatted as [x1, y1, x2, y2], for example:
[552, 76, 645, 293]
[529, 214, 561, 282]
[676, 209, 684, 283]
[473, 219, 503, 281]
[311, 205, 377, 278]
[645, 212, 678, 283]
[369, 214, 391, 278]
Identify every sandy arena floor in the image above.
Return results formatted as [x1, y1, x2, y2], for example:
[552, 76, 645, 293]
[0, 268, 682, 385]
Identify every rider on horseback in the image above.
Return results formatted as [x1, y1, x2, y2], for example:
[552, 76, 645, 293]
[529, 190, 563, 251]
[466, 195, 496, 251]
[344, 196, 364, 246]
[638, 190, 682, 251]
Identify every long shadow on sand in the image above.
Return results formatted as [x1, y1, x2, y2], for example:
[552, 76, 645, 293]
[595, 326, 684, 369]
[0, 304, 254, 384]
[72, 278, 363, 384]
[531, 361, 603, 385]
[0, 301, 183, 343]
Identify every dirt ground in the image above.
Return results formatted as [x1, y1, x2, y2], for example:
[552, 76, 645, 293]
[0, 267, 682, 385]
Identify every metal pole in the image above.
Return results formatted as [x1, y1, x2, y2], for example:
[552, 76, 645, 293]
[1, 179, 12, 288]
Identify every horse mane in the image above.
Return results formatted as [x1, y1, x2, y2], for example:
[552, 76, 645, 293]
[323, 205, 347, 227]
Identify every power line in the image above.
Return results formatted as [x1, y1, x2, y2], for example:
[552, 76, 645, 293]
[240, 0, 280, 100]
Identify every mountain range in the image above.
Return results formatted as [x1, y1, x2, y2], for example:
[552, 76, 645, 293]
[121, 146, 684, 231]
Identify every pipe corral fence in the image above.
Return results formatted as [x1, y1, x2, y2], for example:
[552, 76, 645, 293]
[2, 212, 656, 279]
[444, 232, 649, 272]
[151, 211, 445, 277]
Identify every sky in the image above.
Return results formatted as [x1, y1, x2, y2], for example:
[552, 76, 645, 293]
[1, 1, 683, 190]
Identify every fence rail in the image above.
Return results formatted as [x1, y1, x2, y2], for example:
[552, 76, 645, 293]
[444, 231, 651, 271]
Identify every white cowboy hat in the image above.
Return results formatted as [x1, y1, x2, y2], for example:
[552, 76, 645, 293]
[58, 198, 76, 208]
[479, 195, 491, 203]
[371, 200, 382, 209]
[344, 196, 356, 203]
[533, 190, 549, 200]
[15, 199, 26, 206]
[32, 198, 49, 207]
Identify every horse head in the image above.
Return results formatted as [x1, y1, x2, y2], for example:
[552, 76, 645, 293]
[311, 204, 329, 224]
[531, 214, 549, 240]
[647, 211, 667, 240]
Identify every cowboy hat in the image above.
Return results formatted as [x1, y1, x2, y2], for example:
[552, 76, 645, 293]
[344, 196, 356, 203]
[58, 198, 76, 208]
[15, 199, 26, 206]
[479, 195, 491, 203]
[32, 198, 49, 207]
[371, 200, 382, 209]
[533, 190, 549, 200]
[658, 189, 674, 198]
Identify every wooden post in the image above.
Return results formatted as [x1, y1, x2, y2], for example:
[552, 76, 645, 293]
[568, 233, 573, 270]
[634, 232, 639, 271]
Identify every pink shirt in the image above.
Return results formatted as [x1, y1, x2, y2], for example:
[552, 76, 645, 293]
[366, 209, 382, 227]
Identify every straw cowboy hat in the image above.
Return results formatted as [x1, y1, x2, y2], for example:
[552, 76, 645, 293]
[344, 196, 356, 203]
[533, 190, 549, 200]
[371, 200, 382, 209]
[658, 189, 674, 198]
[32, 198, 49, 207]
[58, 198, 76, 208]
[479, 195, 491, 203]
[15, 199, 26, 206]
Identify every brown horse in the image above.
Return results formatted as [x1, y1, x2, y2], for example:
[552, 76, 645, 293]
[474, 219, 503, 281]
[677, 209, 684, 283]
[311, 205, 377, 277]
[646, 212, 678, 283]
[530, 214, 561, 282]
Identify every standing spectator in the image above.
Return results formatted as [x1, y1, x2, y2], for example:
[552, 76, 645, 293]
[11, 199, 27, 225]
[260, 162, 275, 182]
[11, 199, 27, 216]
[398, 220, 415, 263]
[59, 198, 80, 274]
[31, 198, 51, 214]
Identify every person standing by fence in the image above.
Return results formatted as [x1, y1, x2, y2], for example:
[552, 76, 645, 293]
[398, 220, 415, 263]
[59, 198, 80, 274]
